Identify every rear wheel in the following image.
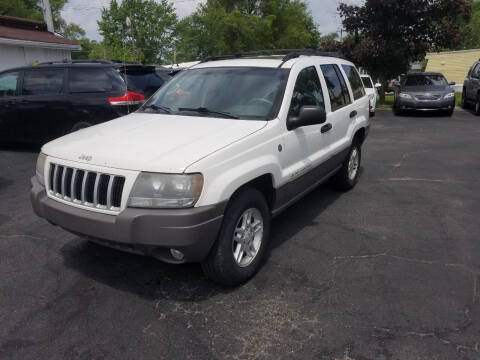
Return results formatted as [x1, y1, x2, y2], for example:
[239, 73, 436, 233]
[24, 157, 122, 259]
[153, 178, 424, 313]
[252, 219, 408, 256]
[475, 94, 480, 115]
[202, 188, 270, 286]
[331, 141, 361, 191]
[461, 88, 468, 109]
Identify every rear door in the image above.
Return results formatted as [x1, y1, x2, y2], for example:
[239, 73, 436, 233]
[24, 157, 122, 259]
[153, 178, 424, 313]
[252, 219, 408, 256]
[0, 70, 21, 142]
[66, 66, 127, 129]
[18, 67, 67, 143]
[320, 64, 355, 153]
[467, 63, 480, 102]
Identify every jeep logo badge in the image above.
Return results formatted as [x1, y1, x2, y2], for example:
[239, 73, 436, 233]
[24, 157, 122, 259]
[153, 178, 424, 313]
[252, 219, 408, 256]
[78, 154, 93, 161]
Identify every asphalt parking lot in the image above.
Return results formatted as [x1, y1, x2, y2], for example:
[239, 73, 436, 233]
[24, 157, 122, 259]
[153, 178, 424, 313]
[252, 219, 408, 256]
[1, 109, 480, 360]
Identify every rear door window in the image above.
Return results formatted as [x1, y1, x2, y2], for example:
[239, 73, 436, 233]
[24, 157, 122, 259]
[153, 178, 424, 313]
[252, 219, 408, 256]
[124, 72, 165, 93]
[23, 69, 64, 95]
[342, 65, 366, 100]
[320, 64, 351, 112]
[0, 71, 19, 97]
[289, 66, 324, 118]
[69, 67, 112, 93]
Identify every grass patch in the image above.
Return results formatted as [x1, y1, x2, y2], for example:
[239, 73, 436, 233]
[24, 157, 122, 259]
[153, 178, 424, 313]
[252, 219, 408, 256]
[376, 93, 395, 110]
[455, 92, 462, 107]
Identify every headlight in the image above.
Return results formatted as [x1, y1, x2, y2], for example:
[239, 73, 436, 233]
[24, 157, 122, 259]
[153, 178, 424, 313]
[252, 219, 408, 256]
[36, 152, 47, 186]
[399, 93, 412, 99]
[444, 92, 455, 99]
[128, 172, 203, 208]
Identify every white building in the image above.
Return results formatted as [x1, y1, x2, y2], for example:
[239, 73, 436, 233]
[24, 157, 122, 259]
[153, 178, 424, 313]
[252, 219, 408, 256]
[0, 15, 81, 72]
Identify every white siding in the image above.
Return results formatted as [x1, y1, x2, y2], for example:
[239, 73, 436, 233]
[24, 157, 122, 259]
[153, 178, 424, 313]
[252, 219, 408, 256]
[0, 44, 72, 72]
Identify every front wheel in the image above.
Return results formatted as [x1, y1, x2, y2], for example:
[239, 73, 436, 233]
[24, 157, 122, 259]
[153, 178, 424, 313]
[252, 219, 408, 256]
[202, 188, 270, 286]
[475, 94, 480, 115]
[331, 142, 362, 191]
[461, 89, 468, 109]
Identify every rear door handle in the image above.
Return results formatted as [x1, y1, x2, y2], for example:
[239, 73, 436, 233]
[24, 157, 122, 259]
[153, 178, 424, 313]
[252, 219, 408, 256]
[350, 110, 357, 118]
[321, 123, 332, 133]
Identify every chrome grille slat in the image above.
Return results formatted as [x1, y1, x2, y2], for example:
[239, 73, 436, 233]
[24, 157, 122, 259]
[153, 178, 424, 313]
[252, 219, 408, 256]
[71, 169, 77, 201]
[47, 163, 125, 213]
[81, 171, 88, 203]
[106, 175, 114, 209]
[61, 166, 67, 197]
[52, 164, 59, 193]
[93, 173, 100, 206]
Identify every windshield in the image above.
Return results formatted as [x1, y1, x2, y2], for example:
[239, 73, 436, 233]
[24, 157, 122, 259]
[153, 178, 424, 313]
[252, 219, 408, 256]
[361, 76, 373, 88]
[140, 67, 289, 120]
[404, 74, 448, 87]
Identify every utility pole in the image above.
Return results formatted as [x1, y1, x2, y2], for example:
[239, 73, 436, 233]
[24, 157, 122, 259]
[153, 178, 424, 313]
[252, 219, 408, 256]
[42, 0, 54, 33]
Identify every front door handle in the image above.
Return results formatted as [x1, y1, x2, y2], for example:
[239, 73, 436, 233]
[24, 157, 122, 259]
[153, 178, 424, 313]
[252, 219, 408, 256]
[350, 110, 357, 118]
[321, 123, 332, 133]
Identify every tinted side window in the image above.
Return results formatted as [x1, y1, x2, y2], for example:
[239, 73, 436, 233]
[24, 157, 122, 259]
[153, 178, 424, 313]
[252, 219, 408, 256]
[23, 69, 64, 95]
[289, 66, 324, 117]
[320, 64, 351, 112]
[125, 73, 165, 93]
[0, 71, 19, 97]
[69, 68, 112, 93]
[361, 76, 373, 89]
[342, 65, 365, 100]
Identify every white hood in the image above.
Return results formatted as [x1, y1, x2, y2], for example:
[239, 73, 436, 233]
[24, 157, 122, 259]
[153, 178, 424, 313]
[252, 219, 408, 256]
[42, 113, 267, 173]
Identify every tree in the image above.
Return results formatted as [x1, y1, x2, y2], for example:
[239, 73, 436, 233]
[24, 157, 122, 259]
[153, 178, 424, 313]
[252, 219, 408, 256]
[175, 0, 320, 62]
[338, 0, 472, 101]
[98, 0, 177, 64]
[459, 0, 480, 49]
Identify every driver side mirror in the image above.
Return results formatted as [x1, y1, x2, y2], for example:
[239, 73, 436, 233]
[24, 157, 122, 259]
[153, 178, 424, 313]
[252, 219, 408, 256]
[375, 83, 382, 88]
[287, 105, 327, 131]
[448, 81, 456, 86]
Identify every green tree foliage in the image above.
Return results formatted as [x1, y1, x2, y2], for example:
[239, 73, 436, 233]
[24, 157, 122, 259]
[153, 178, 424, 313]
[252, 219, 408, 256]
[338, 0, 472, 100]
[176, 0, 320, 62]
[98, 0, 177, 64]
[0, 0, 43, 20]
[459, 0, 480, 49]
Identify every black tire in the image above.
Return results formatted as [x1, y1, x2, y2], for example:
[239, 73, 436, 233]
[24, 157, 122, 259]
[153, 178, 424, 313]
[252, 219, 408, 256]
[461, 89, 468, 109]
[370, 111, 376, 118]
[475, 94, 480, 115]
[393, 107, 402, 116]
[446, 109, 454, 117]
[331, 141, 362, 191]
[70, 122, 93, 133]
[202, 188, 270, 286]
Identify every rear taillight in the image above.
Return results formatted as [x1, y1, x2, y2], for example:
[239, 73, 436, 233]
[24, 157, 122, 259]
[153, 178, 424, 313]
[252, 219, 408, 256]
[109, 91, 146, 105]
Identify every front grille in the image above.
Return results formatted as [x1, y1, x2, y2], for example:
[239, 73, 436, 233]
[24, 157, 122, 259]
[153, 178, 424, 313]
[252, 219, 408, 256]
[47, 163, 125, 211]
[415, 94, 441, 101]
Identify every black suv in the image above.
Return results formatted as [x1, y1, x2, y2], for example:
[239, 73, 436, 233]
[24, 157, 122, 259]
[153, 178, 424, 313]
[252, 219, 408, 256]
[0, 60, 169, 145]
[462, 60, 480, 114]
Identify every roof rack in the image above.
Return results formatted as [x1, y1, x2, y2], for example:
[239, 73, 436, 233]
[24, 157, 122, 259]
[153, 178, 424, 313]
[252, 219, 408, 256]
[199, 49, 346, 67]
[38, 59, 113, 65]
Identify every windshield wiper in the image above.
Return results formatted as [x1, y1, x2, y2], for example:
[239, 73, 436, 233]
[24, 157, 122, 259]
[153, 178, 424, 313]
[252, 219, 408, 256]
[177, 107, 239, 119]
[143, 104, 172, 114]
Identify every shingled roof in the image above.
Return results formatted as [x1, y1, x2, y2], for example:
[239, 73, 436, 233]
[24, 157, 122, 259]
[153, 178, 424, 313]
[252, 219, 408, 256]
[0, 15, 79, 47]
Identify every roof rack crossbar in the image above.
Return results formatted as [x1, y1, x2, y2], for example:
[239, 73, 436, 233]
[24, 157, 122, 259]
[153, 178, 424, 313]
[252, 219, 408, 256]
[198, 49, 346, 67]
[38, 59, 114, 65]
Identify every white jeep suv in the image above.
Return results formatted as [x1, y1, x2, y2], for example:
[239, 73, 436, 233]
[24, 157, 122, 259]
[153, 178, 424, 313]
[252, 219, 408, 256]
[31, 51, 370, 286]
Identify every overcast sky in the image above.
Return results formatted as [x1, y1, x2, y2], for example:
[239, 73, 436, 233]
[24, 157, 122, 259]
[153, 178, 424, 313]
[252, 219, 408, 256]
[61, 0, 362, 41]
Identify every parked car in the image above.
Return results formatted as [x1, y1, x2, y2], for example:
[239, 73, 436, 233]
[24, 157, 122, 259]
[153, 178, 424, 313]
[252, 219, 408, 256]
[462, 60, 480, 114]
[115, 62, 170, 99]
[0, 60, 142, 145]
[393, 72, 456, 116]
[31, 51, 370, 286]
[361, 74, 380, 116]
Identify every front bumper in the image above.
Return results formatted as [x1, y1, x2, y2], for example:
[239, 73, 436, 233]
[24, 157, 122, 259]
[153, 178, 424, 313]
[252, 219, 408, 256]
[395, 97, 455, 111]
[30, 177, 225, 263]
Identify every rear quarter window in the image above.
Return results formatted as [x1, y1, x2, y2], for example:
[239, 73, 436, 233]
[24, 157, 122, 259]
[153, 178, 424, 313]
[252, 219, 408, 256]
[342, 65, 366, 100]
[68, 67, 113, 93]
